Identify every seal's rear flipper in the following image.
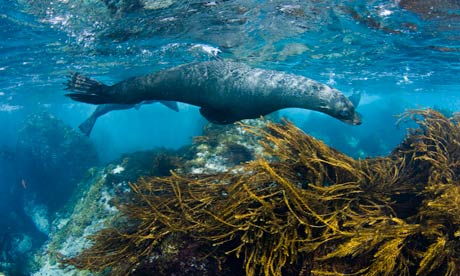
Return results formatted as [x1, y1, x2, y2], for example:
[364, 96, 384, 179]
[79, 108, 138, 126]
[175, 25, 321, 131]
[78, 114, 97, 137]
[65, 73, 112, 104]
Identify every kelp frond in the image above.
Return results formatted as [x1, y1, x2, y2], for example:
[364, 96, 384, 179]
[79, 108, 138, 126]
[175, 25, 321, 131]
[62, 109, 460, 276]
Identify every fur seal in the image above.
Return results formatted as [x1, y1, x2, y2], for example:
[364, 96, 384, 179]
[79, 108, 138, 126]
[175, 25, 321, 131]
[65, 61, 361, 125]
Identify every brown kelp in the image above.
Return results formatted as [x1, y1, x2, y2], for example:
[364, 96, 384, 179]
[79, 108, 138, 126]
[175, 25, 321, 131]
[61, 109, 460, 276]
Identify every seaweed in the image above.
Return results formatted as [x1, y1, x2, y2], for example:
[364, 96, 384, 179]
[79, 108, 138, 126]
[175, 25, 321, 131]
[61, 109, 460, 276]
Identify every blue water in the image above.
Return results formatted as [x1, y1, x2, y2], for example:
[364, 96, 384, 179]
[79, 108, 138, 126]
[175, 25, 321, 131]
[1, 0, 460, 274]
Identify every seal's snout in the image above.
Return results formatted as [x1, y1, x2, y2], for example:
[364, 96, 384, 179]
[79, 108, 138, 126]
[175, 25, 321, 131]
[352, 112, 362, 125]
[344, 111, 362, 125]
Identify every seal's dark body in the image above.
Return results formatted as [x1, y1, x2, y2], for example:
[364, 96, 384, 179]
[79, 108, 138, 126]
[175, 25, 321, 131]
[66, 61, 361, 124]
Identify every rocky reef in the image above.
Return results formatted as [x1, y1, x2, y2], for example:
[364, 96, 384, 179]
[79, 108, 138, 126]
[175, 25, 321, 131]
[0, 111, 99, 276]
[17, 111, 99, 211]
[35, 109, 460, 275]
[32, 120, 264, 275]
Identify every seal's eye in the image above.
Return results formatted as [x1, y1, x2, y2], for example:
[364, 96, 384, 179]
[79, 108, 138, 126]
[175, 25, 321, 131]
[339, 110, 350, 118]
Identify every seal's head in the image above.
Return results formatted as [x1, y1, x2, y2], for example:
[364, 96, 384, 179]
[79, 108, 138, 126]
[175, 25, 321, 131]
[334, 105, 362, 125]
[329, 96, 362, 125]
[317, 90, 361, 125]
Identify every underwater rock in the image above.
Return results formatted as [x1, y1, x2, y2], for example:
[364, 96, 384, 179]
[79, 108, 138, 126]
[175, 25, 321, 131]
[32, 147, 188, 275]
[11, 234, 33, 257]
[23, 200, 50, 236]
[184, 119, 268, 174]
[31, 119, 266, 275]
[32, 168, 117, 276]
[55, 109, 460, 276]
[16, 111, 99, 211]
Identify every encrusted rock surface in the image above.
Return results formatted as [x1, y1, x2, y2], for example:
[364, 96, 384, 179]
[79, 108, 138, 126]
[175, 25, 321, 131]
[32, 119, 265, 275]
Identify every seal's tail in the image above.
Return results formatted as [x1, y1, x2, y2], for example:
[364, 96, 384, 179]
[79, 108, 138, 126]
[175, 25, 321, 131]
[65, 73, 112, 104]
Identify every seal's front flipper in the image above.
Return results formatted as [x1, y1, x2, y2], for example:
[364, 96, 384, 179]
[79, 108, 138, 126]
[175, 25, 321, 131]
[65, 73, 112, 104]
[348, 92, 361, 108]
[160, 101, 179, 112]
[134, 101, 179, 112]
[199, 107, 235, 124]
